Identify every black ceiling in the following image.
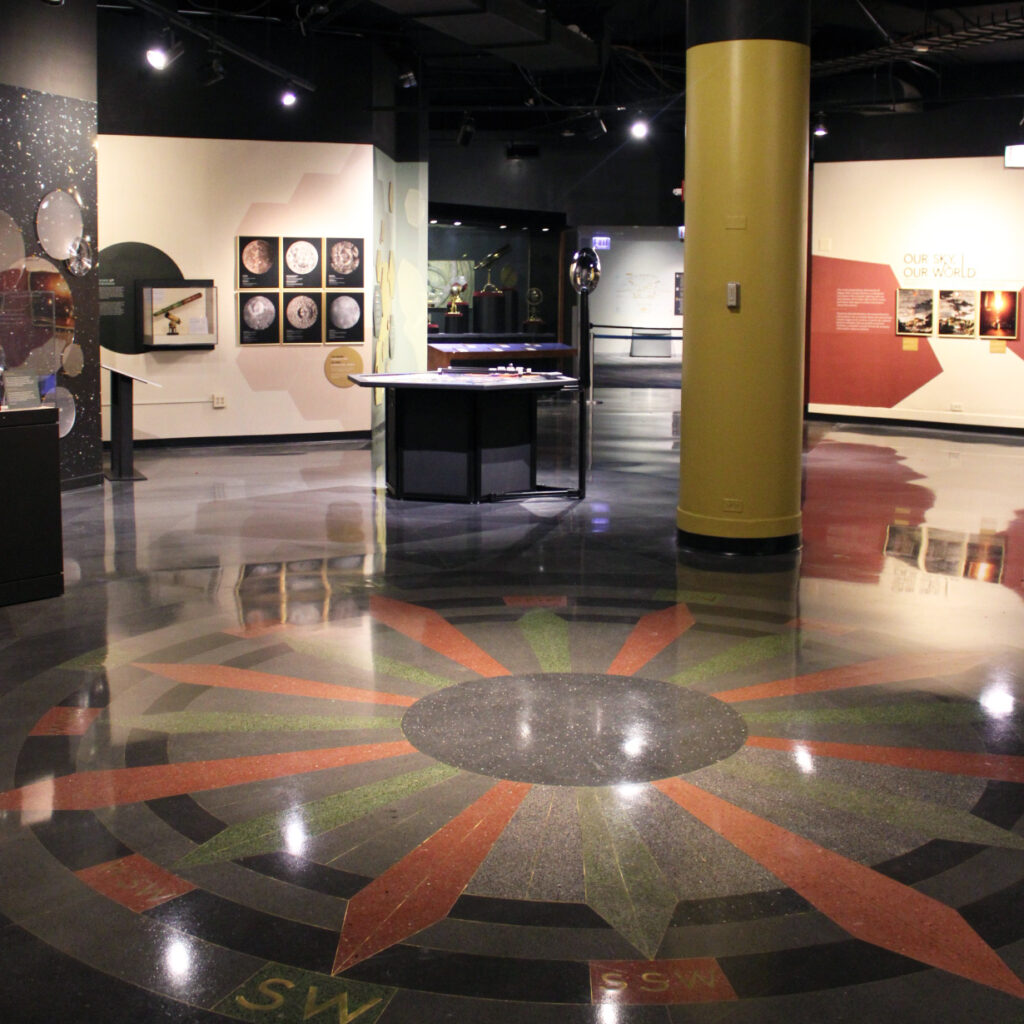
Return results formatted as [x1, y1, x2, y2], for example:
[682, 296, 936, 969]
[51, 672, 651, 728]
[98, 1, 1024, 142]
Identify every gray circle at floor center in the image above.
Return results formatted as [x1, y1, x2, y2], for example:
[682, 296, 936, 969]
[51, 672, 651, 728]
[401, 673, 748, 786]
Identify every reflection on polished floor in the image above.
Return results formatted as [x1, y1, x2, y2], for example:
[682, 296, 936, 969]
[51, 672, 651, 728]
[1, 391, 1023, 1023]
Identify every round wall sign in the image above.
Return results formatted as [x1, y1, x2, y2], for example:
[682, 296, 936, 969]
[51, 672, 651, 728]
[323, 345, 363, 387]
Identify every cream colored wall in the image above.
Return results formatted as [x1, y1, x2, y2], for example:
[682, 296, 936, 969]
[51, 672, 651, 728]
[578, 227, 684, 355]
[97, 135, 375, 440]
[811, 156, 1024, 428]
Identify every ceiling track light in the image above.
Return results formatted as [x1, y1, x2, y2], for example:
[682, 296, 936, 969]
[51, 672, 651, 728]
[120, 0, 316, 98]
[585, 111, 607, 141]
[456, 112, 475, 147]
[629, 118, 649, 140]
[813, 112, 828, 137]
[280, 85, 299, 107]
[201, 48, 226, 87]
[146, 32, 184, 71]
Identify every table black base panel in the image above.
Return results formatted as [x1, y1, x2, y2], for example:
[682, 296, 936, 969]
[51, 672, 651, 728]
[0, 572, 63, 606]
[387, 388, 536, 502]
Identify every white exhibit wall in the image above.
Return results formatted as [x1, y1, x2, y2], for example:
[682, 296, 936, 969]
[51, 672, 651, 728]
[810, 157, 1024, 429]
[577, 226, 684, 355]
[97, 135, 376, 440]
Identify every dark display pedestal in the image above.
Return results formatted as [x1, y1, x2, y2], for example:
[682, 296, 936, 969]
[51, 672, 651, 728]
[0, 407, 63, 605]
[472, 290, 504, 333]
[350, 371, 576, 503]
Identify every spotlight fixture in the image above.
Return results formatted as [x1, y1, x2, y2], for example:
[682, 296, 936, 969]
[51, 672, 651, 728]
[813, 112, 828, 137]
[456, 112, 475, 147]
[39, 0, 66, 6]
[629, 118, 649, 140]
[146, 32, 184, 71]
[280, 85, 298, 107]
[202, 49, 226, 87]
[585, 111, 607, 141]
[398, 70, 418, 89]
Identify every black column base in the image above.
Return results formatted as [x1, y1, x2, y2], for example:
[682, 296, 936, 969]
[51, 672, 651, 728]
[677, 529, 801, 557]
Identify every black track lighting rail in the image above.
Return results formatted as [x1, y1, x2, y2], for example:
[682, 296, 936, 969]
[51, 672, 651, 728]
[117, 0, 317, 93]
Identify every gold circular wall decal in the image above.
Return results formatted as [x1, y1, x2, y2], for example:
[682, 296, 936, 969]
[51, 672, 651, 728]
[323, 346, 363, 388]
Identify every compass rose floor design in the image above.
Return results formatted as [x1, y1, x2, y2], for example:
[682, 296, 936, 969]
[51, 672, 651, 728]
[1, 407, 1023, 1023]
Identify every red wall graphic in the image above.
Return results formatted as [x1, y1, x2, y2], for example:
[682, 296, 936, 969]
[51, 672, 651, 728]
[809, 256, 943, 408]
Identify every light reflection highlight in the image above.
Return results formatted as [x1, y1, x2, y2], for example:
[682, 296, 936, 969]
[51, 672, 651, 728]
[165, 939, 192, 979]
[793, 744, 815, 774]
[284, 817, 308, 856]
[980, 684, 1015, 719]
[622, 732, 645, 758]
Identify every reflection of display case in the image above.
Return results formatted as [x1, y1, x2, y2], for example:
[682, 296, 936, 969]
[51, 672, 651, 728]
[427, 204, 574, 370]
[139, 279, 217, 349]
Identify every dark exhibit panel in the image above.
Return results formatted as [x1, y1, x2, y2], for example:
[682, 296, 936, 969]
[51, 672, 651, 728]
[0, 408, 63, 604]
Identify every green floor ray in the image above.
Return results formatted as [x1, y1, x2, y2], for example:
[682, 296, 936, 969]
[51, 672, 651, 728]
[653, 589, 722, 605]
[670, 632, 798, 686]
[285, 634, 457, 689]
[126, 711, 402, 734]
[517, 610, 571, 673]
[577, 789, 678, 960]
[720, 757, 1024, 850]
[176, 763, 459, 868]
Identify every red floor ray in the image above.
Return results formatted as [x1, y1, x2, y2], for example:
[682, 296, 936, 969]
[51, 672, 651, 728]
[653, 777, 1024, 998]
[746, 736, 1024, 783]
[333, 779, 531, 974]
[30, 707, 102, 736]
[369, 596, 510, 677]
[0, 740, 416, 812]
[135, 662, 417, 707]
[607, 604, 695, 676]
[712, 650, 986, 703]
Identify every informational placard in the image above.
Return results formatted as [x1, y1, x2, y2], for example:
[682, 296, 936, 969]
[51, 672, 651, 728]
[283, 237, 322, 289]
[325, 291, 363, 342]
[283, 291, 323, 343]
[238, 292, 280, 344]
[323, 346, 363, 387]
[238, 236, 280, 289]
[326, 237, 364, 288]
[236, 235, 365, 346]
[2, 370, 40, 408]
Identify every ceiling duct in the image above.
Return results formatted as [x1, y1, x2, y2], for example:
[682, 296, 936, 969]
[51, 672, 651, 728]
[368, 0, 598, 70]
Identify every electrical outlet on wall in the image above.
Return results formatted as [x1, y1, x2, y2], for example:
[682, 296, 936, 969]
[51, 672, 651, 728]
[212, 394, 226, 409]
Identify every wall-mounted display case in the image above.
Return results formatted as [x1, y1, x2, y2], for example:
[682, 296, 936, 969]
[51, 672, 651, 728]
[139, 280, 217, 349]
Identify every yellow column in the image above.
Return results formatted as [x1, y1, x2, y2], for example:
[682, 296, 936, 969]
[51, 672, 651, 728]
[678, 4, 810, 554]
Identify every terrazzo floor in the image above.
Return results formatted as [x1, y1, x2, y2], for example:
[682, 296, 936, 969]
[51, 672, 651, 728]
[1, 391, 1022, 1022]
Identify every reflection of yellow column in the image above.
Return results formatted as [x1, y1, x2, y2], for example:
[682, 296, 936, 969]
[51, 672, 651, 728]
[678, 4, 809, 555]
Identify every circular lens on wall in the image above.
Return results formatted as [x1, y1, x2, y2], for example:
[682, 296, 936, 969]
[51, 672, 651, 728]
[52, 385, 76, 437]
[36, 190, 84, 261]
[66, 236, 93, 277]
[0, 256, 74, 371]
